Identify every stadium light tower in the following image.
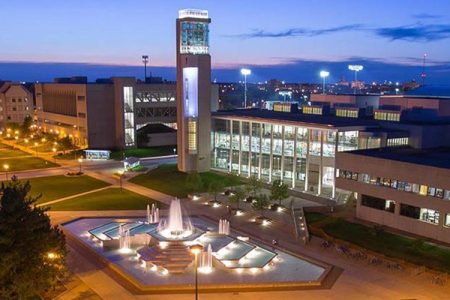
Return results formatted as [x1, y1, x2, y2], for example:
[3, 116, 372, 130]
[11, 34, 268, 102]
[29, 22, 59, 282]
[142, 55, 149, 81]
[319, 71, 330, 95]
[241, 68, 251, 108]
[348, 64, 363, 94]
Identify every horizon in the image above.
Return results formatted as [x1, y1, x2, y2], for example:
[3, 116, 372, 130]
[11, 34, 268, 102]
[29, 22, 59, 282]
[1, 0, 450, 83]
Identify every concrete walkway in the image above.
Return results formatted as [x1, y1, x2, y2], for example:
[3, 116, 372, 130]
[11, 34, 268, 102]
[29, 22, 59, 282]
[37, 185, 113, 207]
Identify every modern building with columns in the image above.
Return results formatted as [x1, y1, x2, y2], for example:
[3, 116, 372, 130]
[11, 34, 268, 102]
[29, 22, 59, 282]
[211, 109, 376, 198]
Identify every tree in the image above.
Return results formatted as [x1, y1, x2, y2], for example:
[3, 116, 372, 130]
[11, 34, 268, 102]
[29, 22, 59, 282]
[270, 179, 289, 206]
[0, 178, 66, 299]
[185, 171, 203, 194]
[252, 194, 270, 217]
[21, 116, 33, 136]
[208, 180, 225, 202]
[228, 187, 246, 210]
[58, 136, 74, 154]
[245, 175, 263, 198]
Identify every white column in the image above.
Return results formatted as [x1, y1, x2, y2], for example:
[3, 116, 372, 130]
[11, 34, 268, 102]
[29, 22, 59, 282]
[292, 127, 298, 189]
[280, 125, 285, 182]
[304, 129, 310, 192]
[258, 123, 262, 180]
[269, 125, 273, 183]
[238, 121, 242, 175]
[248, 122, 252, 177]
[332, 131, 339, 199]
[229, 120, 233, 172]
[318, 130, 324, 196]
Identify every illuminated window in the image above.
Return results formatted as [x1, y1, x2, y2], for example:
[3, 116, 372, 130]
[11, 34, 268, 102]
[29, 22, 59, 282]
[188, 118, 197, 154]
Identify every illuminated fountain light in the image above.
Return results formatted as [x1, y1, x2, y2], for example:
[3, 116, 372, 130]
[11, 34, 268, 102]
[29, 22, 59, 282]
[263, 264, 271, 271]
[160, 268, 169, 276]
[235, 268, 244, 274]
[199, 244, 213, 272]
[150, 264, 158, 272]
[146, 204, 160, 224]
[119, 226, 132, 253]
[140, 260, 147, 268]
[235, 210, 244, 216]
[159, 241, 168, 249]
[218, 219, 230, 235]
[237, 236, 249, 242]
[157, 198, 194, 239]
[212, 202, 221, 208]
[250, 268, 259, 274]
[262, 219, 271, 226]
[192, 195, 200, 201]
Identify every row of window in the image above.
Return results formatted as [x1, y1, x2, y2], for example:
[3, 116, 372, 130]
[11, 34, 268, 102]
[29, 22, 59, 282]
[336, 109, 358, 118]
[302, 106, 322, 115]
[374, 111, 400, 121]
[9, 98, 28, 103]
[361, 195, 449, 226]
[340, 170, 450, 200]
[386, 138, 408, 147]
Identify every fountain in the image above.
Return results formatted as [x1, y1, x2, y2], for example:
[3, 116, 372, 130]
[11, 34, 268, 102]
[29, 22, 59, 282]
[218, 219, 230, 235]
[118, 225, 131, 253]
[199, 244, 213, 273]
[146, 204, 160, 224]
[157, 198, 193, 239]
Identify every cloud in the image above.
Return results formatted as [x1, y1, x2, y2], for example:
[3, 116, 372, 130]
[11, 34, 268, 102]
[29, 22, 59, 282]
[231, 24, 363, 39]
[375, 24, 450, 42]
[412, 13, 442, 20]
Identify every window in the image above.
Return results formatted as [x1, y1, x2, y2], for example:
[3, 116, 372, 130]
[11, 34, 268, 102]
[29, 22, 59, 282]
[444, 190, 450, 200]
[436, 189, 444, 198]
[400, 204, 420, 219]
[385, 200, 396, 213]
[77, 96, 86, 101]
[445, 214, 450, 227]
[419, 185, 428, 196]
[78, 112, 86, 118]
[428, 187, 436, 197]
[188, 118, 197, 153]
[420, 208, 439, 225]
[361, 195, 386, 211]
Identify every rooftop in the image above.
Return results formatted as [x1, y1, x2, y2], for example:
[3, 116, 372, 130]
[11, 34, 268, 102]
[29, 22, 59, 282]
[343, 147, 450, 170]
[213, 109, 378, 129]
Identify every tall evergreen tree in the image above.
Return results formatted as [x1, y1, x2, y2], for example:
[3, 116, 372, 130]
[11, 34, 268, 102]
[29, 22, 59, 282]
[0, 178, 66, 299]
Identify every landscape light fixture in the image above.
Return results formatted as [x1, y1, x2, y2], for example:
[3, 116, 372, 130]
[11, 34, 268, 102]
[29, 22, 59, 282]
[319, 71, 330, 95]
[241, 68, 251, 108]
[348, 65, 364, 94]
[190, 244, 204, 300]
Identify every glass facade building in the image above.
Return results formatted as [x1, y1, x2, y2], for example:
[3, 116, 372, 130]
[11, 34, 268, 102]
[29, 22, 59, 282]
[211, 116, 364, 198]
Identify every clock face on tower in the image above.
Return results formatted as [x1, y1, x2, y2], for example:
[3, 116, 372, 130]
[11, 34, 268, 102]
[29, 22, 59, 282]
[180, 21, 209, 55]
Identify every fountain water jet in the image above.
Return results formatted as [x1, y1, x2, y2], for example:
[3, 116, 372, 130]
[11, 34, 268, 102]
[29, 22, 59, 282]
[157, 198, 193, 239]
[147, 204, 160, 224]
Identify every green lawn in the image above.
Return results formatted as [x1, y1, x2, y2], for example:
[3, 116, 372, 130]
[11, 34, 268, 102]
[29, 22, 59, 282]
[110, 146, 176, 160]
[2, 157, 59, 172]
[129, 163, 242, 198]
[19, 175, 111, 204]
[49, 187, 163, 211]
[0, 144, 30, 158]
[306, 212, 450, 273]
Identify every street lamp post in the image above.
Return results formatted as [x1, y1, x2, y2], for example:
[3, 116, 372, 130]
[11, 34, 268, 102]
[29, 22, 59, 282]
[189, 244, 203, 300]
[118, 170, 124, 191]
[3, 164, 9, 181]
[34, 142, 39, 157]
[240, 68, 251, 108]
[319, 71, 330, 95]
[142, 55, 149, 81]
[52, 148, 57, 164]
[348, 65, 364, 94]
[78, 158, 83, 174]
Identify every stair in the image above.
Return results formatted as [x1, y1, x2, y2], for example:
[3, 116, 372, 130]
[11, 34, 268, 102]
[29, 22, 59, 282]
[137, 242, 193, 274]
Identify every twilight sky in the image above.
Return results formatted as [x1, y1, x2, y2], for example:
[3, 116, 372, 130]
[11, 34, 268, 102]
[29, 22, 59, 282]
[1, 0, 450, 83]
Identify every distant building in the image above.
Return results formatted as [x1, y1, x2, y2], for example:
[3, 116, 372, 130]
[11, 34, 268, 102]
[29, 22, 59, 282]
[35, 77, 178, 149]
[0, 82, 33, 127]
